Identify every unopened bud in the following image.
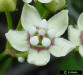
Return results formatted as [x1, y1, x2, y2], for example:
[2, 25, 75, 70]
[18, 57, 25, 63]
[0, 0, 17, 12]
[44, 0, 66, 13]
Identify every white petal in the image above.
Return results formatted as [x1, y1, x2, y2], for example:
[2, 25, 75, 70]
[21, 4, 41, 31]
[77, 13, 83, 30]
[27, 49, 50, 66]
[49, 38, 75, 57]
[38, 0, 52, 3]
[79, 45, 83, 57]
[5, 30, 28, 52]
[48, 10, 68, 37]
[23, 0, 32, 3]
[68, 25, 80, 46]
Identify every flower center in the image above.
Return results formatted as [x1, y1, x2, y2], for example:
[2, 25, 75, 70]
[80, 31, 83, 45]
[27, 26, 55, 51]
[27, 19, 56, 51]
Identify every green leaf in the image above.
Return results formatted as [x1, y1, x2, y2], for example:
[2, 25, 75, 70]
[58, 52, 81, 75]
[0, 53, 6, 61]
[34, 2, 51, 19]
[0, 57, 12, 75]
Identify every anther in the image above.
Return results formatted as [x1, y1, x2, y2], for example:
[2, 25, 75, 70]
[42, 37, 51, 47]
[30, 36, 39, 46]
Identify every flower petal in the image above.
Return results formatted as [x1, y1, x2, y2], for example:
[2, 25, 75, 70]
[79, 45, 83, 57]
[27, 49, 50, 66]
[21, 4, 41, 31]
[77, 13, 83, 30]
[5, 30, 29, 52]
[23, 0, 32, 3]
[49, 38, 75, 57]
[48, 10, 68, 37]
[38, 0, 52, 3]
[68, 25, 80, 46]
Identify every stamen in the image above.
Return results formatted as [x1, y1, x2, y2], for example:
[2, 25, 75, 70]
[30, 36, 39, 46]
[18, 57, 25, 63]
[38, 29, 46, 36]
[48, 29, 56, 38]
[28, 26, 36, 35]
[42, 37, 51, 47]
[40, 19, 48, 28]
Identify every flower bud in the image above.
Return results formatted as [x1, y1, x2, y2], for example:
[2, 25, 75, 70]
[0, 0, 17, 12]
[18, 57, 25, 63]
[44, 0, 66, 13]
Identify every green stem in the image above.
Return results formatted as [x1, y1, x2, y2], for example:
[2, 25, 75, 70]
[5, 11, 13, 29]
[5, 11, 13, 49]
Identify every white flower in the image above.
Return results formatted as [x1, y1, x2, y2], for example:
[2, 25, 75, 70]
[68, 13, 83, 57]
[23, 0, 52, 3]
[5, 4, 75, 66]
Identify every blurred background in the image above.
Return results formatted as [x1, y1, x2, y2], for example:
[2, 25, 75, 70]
[0, 0, 83, 75]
